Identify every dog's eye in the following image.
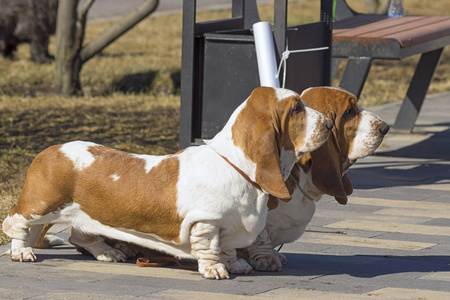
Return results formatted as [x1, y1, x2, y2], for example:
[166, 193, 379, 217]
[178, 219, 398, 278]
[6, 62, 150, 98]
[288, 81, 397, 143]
[344, 107, 353, 116]
[293, 104, 302, 113]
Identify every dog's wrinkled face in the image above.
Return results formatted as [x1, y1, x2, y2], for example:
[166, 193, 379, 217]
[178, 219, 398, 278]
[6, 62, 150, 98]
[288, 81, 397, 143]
[299, 87, 389, 204]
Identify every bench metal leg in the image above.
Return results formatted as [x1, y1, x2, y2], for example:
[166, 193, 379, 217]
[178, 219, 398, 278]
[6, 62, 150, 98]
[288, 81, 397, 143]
[393, 48, 444, 132]
[338, 56, 372, 99]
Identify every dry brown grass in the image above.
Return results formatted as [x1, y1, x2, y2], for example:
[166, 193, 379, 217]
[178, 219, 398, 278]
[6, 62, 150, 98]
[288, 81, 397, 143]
[1, 0, 449, 245]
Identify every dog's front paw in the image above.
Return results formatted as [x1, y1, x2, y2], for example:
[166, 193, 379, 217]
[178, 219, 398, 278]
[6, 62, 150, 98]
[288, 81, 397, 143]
[250, 251, 282, 272]
[225, 258, 253, 274]
[11, 247, 37, 262]
[199, 263, 230, 280]
[95, 249, 127, 263]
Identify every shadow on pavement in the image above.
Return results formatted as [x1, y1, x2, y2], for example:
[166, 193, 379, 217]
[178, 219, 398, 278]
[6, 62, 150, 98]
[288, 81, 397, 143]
[280, 253, 450, 278]
[347, 124, 450, 189]
[381, 124, 450, 160]
[25, 249, 450, 280]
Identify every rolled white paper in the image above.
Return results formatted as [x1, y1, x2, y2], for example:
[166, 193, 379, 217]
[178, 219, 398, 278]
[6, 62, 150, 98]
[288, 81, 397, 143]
[252, 22, 280, 88]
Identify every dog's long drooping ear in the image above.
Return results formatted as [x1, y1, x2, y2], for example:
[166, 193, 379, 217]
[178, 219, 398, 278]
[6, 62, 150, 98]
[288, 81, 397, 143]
[254, 131, 291, 201]
[309, 137, 352, 205]
[232, 87, 291, 201]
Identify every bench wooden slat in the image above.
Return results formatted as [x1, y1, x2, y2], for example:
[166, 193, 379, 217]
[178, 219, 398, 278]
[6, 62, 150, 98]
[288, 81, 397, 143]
[334, 16, 423, 36]
[385, 18, 450, 47]
[334, 16, 450, 48]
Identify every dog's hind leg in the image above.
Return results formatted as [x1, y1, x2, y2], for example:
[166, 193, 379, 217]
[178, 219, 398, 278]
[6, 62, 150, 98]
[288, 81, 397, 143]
[3, 211, 65, 262]
[68, 229, 127, 263]
[2, 145, 78, 261]
[2, 213, 38, 262]
[33, 224, 65, 249]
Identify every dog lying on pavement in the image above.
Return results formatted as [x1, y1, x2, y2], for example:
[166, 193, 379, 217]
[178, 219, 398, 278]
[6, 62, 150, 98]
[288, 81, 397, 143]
[2, 87, 334, 279]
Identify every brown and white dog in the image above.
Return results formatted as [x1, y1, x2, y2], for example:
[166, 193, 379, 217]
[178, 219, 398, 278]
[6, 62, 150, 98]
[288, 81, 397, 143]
[243, 86, 390, 272]
[2, 87, 333, 279]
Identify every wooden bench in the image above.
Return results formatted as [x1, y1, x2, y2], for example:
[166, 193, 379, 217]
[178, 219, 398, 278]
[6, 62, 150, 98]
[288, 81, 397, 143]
[332, 0, 450, 131]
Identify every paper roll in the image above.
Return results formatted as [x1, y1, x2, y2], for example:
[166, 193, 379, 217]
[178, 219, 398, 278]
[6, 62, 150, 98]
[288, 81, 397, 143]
[252, 22, 280, 88]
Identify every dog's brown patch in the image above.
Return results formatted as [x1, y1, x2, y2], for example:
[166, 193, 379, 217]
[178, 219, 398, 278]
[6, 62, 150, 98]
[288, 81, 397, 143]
[10, 143, 183, 243]
[75, 147, 183, 242]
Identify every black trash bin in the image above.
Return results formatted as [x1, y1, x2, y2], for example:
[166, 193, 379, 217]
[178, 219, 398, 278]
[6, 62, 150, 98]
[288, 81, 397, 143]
[179, 0, 333, 148]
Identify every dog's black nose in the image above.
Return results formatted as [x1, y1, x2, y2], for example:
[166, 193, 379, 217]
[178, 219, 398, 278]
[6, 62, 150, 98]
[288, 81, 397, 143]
[379, 124, 390, 135]
[326, 121, 334, 131]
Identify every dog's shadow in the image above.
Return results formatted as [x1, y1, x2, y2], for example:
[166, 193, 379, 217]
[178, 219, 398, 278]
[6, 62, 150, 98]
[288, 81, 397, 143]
[266, 252, 450, 279]
[31, 248, 98, 263]
[29, 246, 450, 279]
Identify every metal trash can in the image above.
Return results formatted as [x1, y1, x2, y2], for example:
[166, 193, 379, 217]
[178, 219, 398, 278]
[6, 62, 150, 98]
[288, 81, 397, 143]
[179, 0, 333, 148]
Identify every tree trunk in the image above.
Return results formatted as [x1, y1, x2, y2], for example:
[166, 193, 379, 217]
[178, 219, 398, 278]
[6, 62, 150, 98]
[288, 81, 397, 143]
[80, 0, 159, 63]
[55, 0, 80, 96]
[55, 0, 159, 96]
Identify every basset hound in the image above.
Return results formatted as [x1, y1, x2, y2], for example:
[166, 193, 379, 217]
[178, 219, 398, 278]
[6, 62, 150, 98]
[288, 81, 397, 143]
[2, 87, 334, 279]
[242, 86, 390, 272]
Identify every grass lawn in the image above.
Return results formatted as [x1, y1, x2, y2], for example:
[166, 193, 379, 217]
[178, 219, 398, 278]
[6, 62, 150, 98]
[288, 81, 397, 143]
[1, 0, 449, 245]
